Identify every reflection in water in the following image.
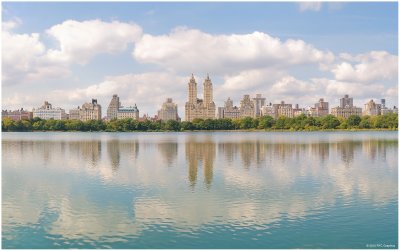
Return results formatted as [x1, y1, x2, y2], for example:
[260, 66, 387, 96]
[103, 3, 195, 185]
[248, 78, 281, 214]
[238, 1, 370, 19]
[108, 140, 120, 171]
[69, 141, 102, 168]
[185, 140, 216, 187]
[158, 142, 178, 167]
[2, 132, 398, 248]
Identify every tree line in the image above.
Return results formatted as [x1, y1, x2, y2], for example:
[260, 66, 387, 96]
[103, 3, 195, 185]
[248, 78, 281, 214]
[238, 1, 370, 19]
[2, 113, 398, 132]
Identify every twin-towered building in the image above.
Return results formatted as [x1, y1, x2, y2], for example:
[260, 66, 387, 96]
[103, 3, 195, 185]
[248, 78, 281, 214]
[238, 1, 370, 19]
[185, 74, 216, 122]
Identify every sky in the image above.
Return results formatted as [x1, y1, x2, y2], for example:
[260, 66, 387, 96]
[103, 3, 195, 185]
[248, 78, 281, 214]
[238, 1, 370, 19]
[2, 1, 398, 118]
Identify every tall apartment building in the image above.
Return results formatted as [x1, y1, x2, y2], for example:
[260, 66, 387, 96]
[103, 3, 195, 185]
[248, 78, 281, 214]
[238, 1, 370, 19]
[293, 104, 305, 117]
[315, 98, 329, 116]
[117, 105, 139, 120]
[331, 94, 362, 118]
[275, 101, 293, 118]
[340, 94, 353, 108]
[69, 99, 102, 121]
[2, 108, 33, 121]
[261, 103, 276, 118]
[252, 94, 266, 118]
[185, 74, 216, 122]
[217, 97, 240, 119]
[106, 94, 139, 120]
[363, 100, 380, 116]
[33, 101, 67, 120]
[158, 98, 180, 121]
[107, 94, 121, 120]
[239, 95, 255, 118]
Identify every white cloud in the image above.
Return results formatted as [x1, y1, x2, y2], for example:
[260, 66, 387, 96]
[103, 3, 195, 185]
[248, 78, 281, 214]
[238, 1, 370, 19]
[133, 27, 334, 74]
[2, 25, 70, 85]
[271, 76, 318, 95]
[46, 19, 142, 64]
[298, 2, 322, 12]
[2, 18, 22, 31]
[333, 51, 397, 83]
[312, 78, 386, 100]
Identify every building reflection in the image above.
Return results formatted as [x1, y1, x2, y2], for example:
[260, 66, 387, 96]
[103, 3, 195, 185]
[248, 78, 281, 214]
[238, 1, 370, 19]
[362, 139, 397, 162]
[185, 140, 216, 188]
[310, 142, 330, 163]
[68, 141, 102, 168]
[333, 141, 362, 167]
[106, 140, 139, 172]
[158, 142, 178, 167]
[107, 140, 120, 171]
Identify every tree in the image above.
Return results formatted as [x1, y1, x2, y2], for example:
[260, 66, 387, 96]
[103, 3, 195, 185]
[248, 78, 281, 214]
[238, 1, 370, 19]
[321, 115, 340, 129]
[240, 117, 254, 129]
[359, 116, 371, 129]
[258, 116, 274, 129]
[2, 117, 15, 131]
[347, 115, 361, 128]
[164, 120, 180, 131]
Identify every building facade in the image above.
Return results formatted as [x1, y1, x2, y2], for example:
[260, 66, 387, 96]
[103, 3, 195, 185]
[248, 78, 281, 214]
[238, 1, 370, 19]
[261, 103, 276, 118]
[2, 109, 33, 121]
[276, 101, 294, 118]
[107, 94, 121, 120]
[80, 99, 102, 121]
[314, 98, 329, 116]
[33, 101, 67, 120]
[217, 97, 240, 119]
[106, 94, 139, 120]
[363, 99, 380, 116]
[185, 74, 216, 122]
[331, 94, 362, 118]
[252, 94, 266, 118]
[158, 98, 180, 121]
[69, 99, 102, 121]
[239, 95, 255, 118]
[117, 105, 139, 120]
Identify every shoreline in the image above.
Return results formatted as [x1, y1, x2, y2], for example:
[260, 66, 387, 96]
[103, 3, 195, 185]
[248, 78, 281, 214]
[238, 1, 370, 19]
[2, 128, 398, 133]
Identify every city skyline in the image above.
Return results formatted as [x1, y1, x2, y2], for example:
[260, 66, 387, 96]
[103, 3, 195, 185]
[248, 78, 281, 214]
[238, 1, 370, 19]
[2, 2, 398, 118]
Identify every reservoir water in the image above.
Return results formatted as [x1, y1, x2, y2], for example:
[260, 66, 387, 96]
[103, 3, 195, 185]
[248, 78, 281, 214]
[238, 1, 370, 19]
[2, 131, 398, 248]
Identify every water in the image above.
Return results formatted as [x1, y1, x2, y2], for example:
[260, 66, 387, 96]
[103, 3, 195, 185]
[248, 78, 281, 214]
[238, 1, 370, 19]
[2, 131, 398, 248]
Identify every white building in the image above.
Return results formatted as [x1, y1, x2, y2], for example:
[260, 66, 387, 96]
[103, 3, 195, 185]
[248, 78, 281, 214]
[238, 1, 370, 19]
[117, 105, 139, 120]
[158, 98, 180, 121]
[33, 101, 67, 120]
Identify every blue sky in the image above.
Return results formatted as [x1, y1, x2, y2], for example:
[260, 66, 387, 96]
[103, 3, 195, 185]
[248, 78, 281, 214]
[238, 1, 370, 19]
[2, 2, 398, 117]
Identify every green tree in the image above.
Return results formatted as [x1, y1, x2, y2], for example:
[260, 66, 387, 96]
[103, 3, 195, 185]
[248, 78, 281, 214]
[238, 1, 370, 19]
[347, 115, 361, 128]
[320, 115, 340, 129]
[2, 117, 15, 131]
[239, 117, 254, 129]
[164, 120, 180, 131]
[258, 116, 274, 129]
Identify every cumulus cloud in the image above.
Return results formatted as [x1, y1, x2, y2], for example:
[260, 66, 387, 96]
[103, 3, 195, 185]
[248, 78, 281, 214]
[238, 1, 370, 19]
[46, 19, 142, 64]
[133, 27, 334, 74]
[298, 2, 322, 12]
[2, 18, 143, 85]
[332, 51, 397, 83]
[2, 23, 70, 85]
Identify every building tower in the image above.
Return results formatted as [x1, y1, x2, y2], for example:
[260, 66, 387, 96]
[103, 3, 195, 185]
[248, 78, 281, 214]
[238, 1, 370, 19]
[340, 94, 353, 108]
[107, 94, 120, 120]
[253, 94, 266, 117]
[381, 99, 386, 108]
[203, 74, 213, 105]
[188, 74, 197, 104]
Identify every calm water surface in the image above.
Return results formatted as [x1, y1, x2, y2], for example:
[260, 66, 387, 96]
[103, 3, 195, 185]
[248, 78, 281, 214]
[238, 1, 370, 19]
[2, 131, 398, 248]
